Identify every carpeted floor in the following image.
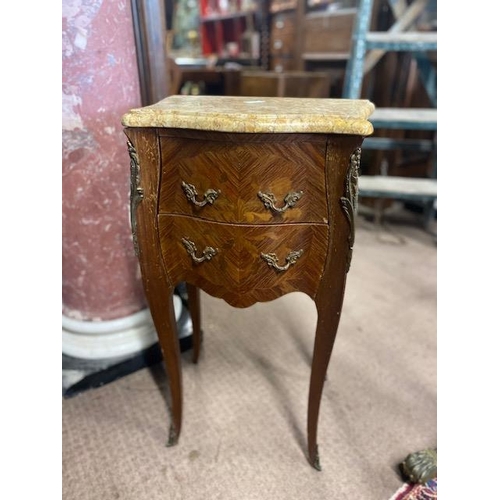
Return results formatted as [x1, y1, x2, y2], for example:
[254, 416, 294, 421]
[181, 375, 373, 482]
[62, 214, 437, 500]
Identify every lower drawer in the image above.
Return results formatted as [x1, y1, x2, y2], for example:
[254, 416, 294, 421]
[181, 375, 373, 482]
[158, 215, 329, 307]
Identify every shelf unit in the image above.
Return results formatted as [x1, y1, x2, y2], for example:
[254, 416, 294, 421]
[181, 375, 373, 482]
[199, 0, 264, 62]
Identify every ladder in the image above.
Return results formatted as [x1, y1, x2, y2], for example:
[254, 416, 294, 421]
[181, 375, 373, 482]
[342, 0, 437, 229]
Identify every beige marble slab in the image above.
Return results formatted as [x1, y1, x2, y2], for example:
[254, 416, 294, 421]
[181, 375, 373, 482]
[122, 96, 375, 135]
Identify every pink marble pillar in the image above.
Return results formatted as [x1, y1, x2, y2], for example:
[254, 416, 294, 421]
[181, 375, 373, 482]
[62, 0, 154, 358]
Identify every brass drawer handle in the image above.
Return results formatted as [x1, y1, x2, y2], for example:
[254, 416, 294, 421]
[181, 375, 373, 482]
[261, 249, 304, 272]
[182, 237, 217, 264]
[257, 190, 303, 213]
[181, 181, 220, 207]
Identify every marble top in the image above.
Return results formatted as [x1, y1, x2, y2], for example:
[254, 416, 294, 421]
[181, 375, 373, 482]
[122, 96, 375, 135]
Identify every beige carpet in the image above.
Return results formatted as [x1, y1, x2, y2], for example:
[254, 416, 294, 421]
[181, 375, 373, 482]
[62, 216, 437, 500]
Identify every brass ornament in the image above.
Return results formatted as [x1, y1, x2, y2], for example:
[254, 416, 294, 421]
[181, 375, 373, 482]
[127, 140, 144, 257]
[400, 448, 437, 485]
[340, 148, 361, 272]
[181, 181, 220, 207]
[257, 190, 304, 213]
[182, 237, 218, 264]
[261, 249, 304, 272]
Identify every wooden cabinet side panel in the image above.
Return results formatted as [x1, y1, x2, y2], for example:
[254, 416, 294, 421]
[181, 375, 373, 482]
[124, 127, 171, 290]
[318, 134, 365, 299]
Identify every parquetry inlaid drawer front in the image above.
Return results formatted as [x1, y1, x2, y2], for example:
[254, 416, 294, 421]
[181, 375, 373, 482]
[158, 215, 329, 307]
[158, 133, 328, 224]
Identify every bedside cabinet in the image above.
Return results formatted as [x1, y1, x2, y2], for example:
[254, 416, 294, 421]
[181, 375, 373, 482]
[122, 96, 374, 470]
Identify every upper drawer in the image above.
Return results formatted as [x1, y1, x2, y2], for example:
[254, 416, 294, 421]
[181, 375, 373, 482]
[158, 132, 328, 224]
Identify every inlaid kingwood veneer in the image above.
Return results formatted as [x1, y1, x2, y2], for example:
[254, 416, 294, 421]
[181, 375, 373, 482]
[122, 95, 374, 470]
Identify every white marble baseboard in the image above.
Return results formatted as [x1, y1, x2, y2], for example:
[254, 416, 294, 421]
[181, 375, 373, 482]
[62, 296, 184, 360]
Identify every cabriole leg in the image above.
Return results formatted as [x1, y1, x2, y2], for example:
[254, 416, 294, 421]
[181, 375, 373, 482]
[307, 296, 345, 471]
[151, 287, 183, 447]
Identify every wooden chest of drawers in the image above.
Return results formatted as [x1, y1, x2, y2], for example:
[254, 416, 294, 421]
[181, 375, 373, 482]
[122, 95, 374, 469]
